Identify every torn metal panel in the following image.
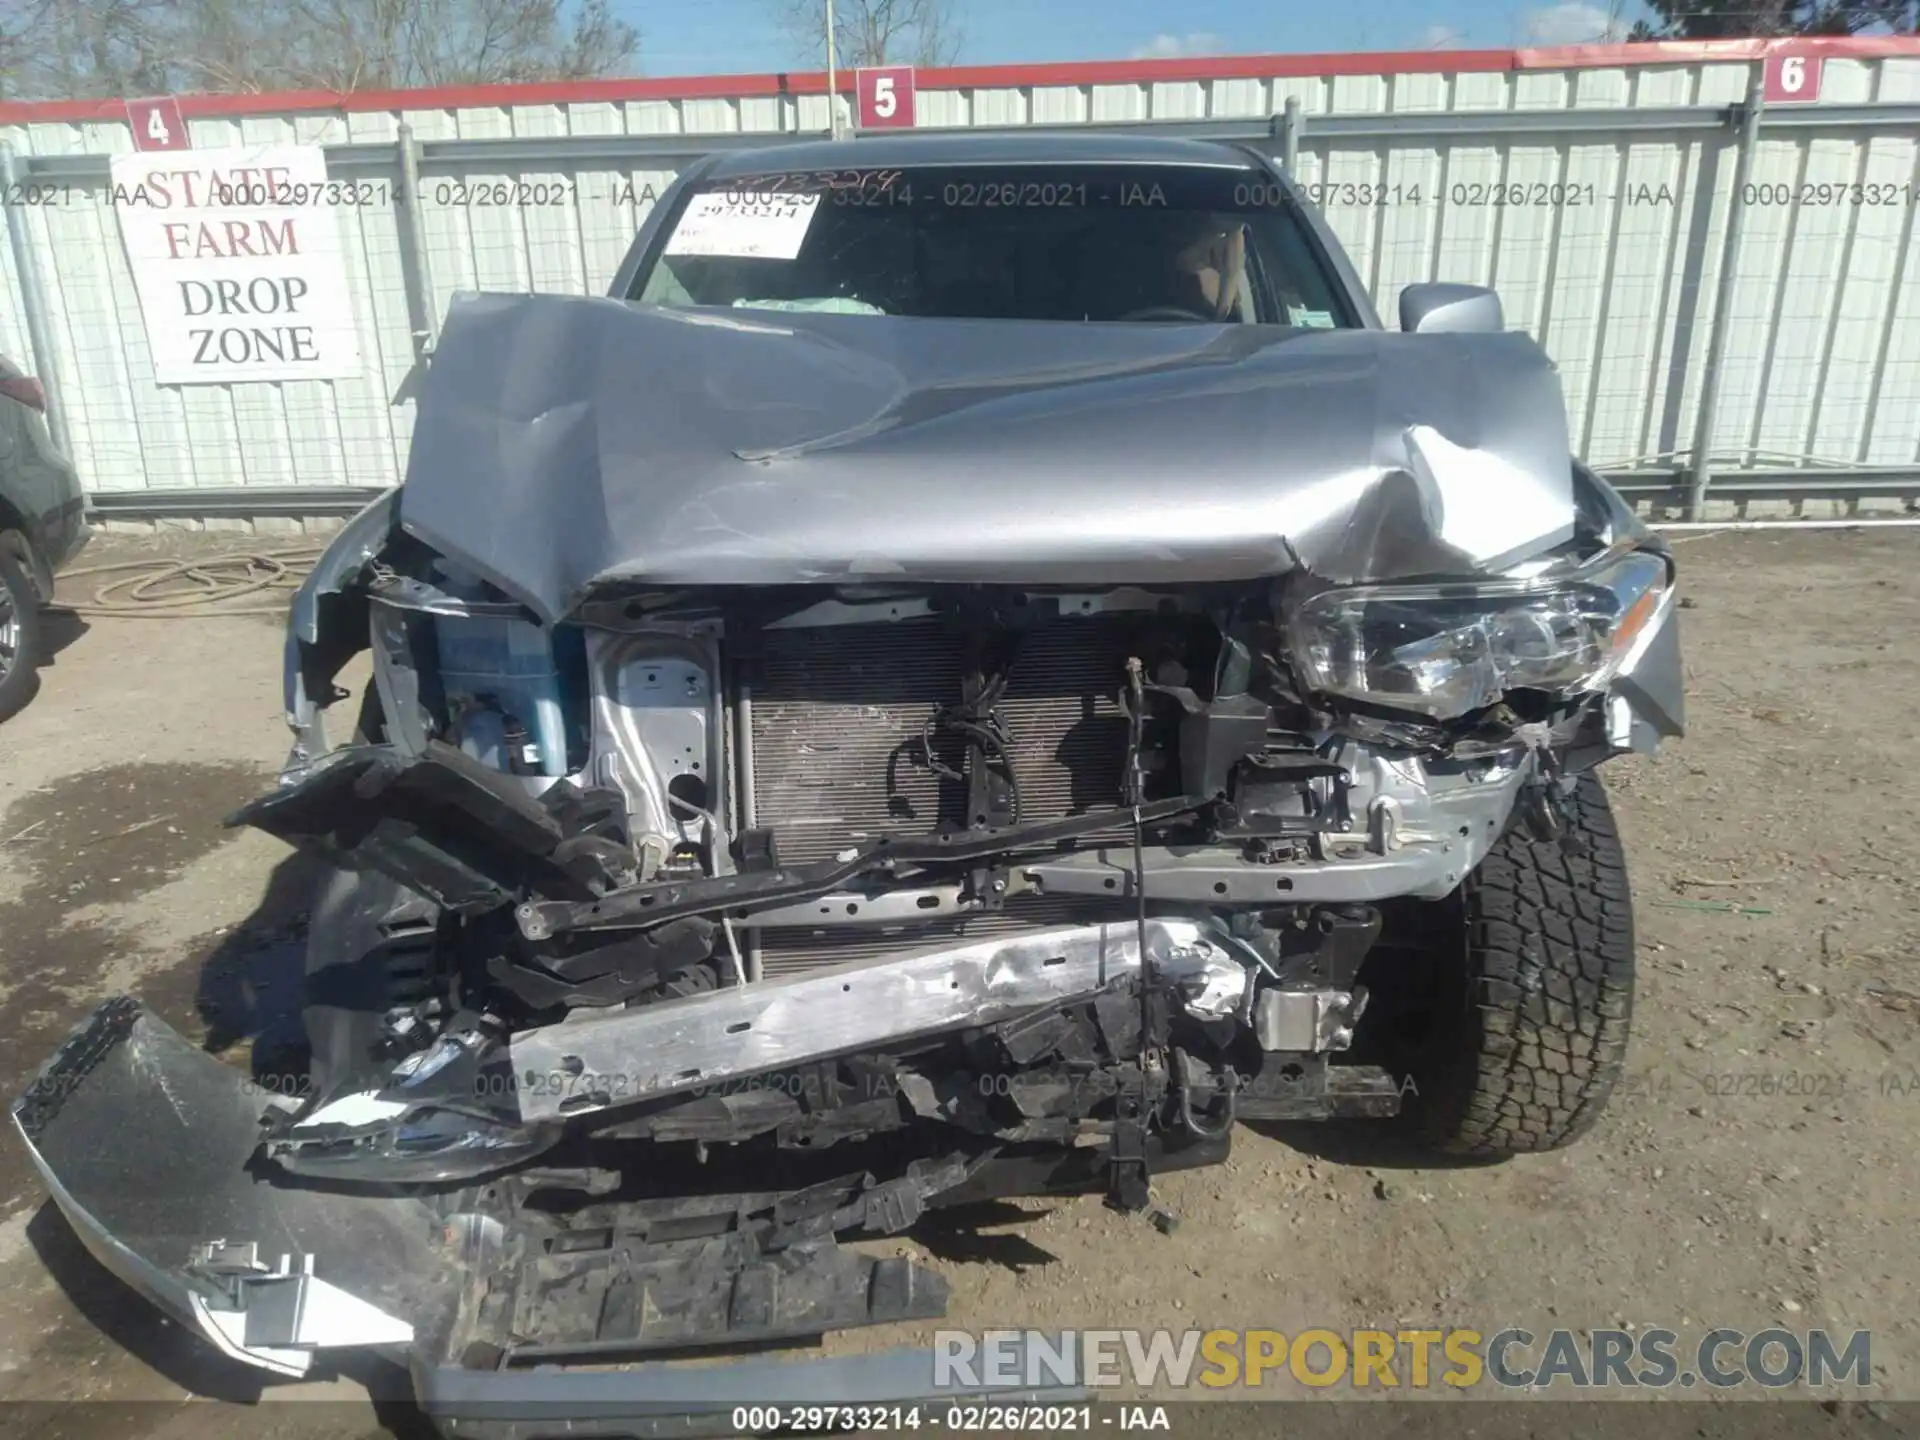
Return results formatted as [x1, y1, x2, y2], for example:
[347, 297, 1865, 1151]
[399, 294, 1576, 623]
[283, 491, 399, 763]
[289, 490, 397, 646]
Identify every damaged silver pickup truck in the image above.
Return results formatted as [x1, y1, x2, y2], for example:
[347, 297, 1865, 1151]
[14, 132, 1682, 1424]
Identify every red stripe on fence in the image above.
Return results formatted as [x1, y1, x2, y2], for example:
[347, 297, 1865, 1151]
[0, 36, 1914, 126]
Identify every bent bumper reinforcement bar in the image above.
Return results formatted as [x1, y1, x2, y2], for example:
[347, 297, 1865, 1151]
[504, 916, 1234, 1124]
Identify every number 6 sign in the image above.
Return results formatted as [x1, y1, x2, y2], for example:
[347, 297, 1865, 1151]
[856, 66, 916, 129]
[1763, 49, 1823, 104]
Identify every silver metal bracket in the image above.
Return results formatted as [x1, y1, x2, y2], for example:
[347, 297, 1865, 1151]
[1252, 986, 1369, 1052]
[186, 1244, 414, 1371]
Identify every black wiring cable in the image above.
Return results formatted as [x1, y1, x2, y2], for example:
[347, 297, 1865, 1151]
[1123, 657, 1152, 975]
[1124, 659, 1153, 1090]
[918, 669, 1023, 825]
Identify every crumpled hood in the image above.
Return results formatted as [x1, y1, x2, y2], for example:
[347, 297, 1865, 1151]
[401, 293, 1576, 623]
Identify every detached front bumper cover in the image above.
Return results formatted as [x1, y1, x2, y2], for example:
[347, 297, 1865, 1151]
[10, 998, 1085, 1421]
[10, 996, 448, 1378]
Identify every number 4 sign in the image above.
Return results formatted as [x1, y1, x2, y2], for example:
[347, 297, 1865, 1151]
[127, 96, 190, 151]
[856, 66, 916, 129]
[1763, 49, 1823, 104]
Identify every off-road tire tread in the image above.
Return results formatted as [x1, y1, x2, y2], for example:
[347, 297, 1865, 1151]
[1429, 773, 1635, 1155]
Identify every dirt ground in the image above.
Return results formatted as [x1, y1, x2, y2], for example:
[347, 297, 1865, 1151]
[0, 527, 1915, 1437]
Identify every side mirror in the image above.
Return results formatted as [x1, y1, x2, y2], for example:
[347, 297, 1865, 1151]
[1399, 282, 1504, 335]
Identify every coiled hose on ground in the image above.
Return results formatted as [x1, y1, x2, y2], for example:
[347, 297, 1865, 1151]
[57, 547, 325, 619]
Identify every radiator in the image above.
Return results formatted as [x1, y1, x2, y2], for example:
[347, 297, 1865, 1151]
[745, 617, 1136, 975]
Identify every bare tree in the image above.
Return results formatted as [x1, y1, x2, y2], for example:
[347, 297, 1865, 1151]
[256, 0, 639, 90]
[0, 0, 641, 99]
[173, 0, 275, 92]
[0, 4, 35, 95]
[0, 0, 176, 98]
[1633, 0, 1918, 38]
[775, 0, 962, 69]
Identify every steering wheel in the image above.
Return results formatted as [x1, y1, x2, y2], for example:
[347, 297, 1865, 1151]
[1116, 304, 1217, 323]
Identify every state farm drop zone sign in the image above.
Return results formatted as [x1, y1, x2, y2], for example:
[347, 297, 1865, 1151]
[110, 146, 362, 383]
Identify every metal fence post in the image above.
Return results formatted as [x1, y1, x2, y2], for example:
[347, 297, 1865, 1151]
[1685, 68, 1765, 521]
[1281, 96, 1301, 174]
[393, 122, 441, 362]
[0, 144, 71, 458]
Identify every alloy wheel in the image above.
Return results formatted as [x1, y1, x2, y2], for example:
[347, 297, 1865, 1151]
[0, 573, 18, 685]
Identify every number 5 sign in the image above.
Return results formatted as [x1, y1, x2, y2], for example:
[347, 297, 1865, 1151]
[126, 96, 191, 151]
[1763, 49, 1823, 104]
[856, 66, 916, 129]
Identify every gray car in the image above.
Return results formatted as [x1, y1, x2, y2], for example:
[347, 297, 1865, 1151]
[0, 351, 87, 719]
[14, 135, 1682, 1422]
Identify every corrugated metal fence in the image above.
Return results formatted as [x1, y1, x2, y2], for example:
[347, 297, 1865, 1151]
[2, 37, 1919, 520]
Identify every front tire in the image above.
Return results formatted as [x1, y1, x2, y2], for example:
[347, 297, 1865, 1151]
[0, 550, 44, 722]
[1394, 773, 1636, 1157]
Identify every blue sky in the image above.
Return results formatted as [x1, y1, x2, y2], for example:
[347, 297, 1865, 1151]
[619, 0, 1651, 75]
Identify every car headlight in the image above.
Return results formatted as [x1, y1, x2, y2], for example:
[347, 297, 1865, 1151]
[1285, 550, 1671, 720]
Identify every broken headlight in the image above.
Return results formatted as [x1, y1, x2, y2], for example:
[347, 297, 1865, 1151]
[1285, 550, 1670, 720]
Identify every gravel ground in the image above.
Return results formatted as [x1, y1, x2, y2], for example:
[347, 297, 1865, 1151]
[0, 527, 1914, 1438]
